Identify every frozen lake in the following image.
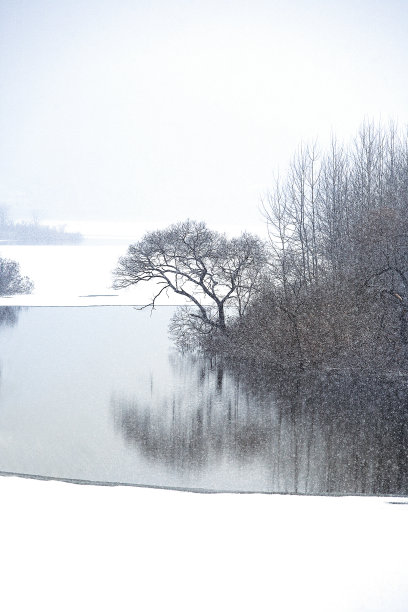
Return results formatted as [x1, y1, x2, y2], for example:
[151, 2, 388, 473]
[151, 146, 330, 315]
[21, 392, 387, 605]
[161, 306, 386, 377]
[1, 305, 407, 494]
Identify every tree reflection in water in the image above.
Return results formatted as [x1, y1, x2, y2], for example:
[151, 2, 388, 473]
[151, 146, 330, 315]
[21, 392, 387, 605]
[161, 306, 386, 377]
[0, 306, 22, 328]
[112, 355, 408, 495]
[0, 307, 22, 391]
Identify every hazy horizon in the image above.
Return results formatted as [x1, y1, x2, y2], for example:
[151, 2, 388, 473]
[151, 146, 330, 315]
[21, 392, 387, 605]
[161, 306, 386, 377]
[1, 0, 408, 230]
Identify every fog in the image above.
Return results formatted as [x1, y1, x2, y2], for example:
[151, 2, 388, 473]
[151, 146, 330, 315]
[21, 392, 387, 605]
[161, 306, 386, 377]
[1, 0, 408, 234]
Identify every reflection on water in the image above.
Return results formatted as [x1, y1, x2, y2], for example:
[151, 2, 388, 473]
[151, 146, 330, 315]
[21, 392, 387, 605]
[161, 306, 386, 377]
[113, 357, 408, 495]
[0, 306, 407, 494]
[113, 358, 275, 473]
[0, 306, 22, 328]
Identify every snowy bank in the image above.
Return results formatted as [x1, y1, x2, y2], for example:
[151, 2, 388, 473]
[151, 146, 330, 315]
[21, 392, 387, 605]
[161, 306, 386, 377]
[0, 243, 187, 306]
[0, 476, 407, 612]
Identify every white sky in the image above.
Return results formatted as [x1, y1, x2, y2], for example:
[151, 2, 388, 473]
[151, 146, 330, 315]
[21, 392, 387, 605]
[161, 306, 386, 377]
[1, 0, 408, 233]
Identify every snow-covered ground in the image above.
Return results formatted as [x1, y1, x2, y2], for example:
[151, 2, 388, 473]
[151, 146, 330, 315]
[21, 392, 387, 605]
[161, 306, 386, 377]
[0, 243, 187, 306]
[1, 476, 407, 612]
[1, 238, 408, 611]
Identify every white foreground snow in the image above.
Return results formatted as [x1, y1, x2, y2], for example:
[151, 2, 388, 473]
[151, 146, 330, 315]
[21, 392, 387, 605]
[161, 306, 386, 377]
[0, 477, 407, 612]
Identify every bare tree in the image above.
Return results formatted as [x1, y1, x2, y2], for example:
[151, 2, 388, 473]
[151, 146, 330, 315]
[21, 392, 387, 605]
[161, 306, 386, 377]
[241, 122, 408, 372]
[113, 220, 267, 338]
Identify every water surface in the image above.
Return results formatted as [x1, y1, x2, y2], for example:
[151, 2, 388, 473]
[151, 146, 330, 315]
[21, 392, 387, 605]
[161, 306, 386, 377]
[0, 306, 407, 494]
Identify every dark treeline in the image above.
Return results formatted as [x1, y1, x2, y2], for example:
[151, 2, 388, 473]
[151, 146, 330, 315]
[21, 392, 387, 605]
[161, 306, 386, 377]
[0, 207, 82, 245]
[112, 122, 408, 375]
[216, 123, 408, 374]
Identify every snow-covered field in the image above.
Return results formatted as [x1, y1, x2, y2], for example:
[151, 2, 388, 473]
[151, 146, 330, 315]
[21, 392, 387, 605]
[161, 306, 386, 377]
[1, 241, 407, 611]
[0, 243, 188, 306]
[1, 477, 407, 612]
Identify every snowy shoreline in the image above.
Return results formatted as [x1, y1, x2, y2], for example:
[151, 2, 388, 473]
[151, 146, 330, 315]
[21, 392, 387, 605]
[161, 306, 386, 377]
[1, 469, 407, 499]
[1, 476, 408, 612]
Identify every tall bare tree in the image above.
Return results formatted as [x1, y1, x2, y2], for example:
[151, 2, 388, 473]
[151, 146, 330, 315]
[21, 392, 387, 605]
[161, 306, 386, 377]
[241, 122, 408, 371]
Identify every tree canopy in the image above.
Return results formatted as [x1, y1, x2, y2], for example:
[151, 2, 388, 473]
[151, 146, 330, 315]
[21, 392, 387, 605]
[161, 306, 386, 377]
[113, 220, 266, 338]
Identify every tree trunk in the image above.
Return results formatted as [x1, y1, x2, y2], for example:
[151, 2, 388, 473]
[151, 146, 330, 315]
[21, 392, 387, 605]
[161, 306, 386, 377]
[218, 304, 227, 331]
